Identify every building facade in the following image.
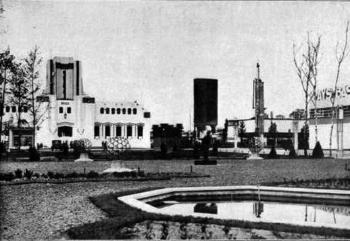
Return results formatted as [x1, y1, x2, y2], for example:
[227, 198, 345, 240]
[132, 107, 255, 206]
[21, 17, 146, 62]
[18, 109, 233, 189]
[225, 118, 303, 150]
[30, 57, 151, 148]
[309, 84, 350, 152]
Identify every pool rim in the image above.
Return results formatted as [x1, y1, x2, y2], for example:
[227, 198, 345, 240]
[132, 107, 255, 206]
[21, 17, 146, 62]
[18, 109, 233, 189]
[118, 185, 350, 230]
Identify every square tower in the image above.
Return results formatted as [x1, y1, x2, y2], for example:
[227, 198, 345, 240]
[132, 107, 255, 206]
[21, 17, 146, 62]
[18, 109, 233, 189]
[46, 57, 83, 99]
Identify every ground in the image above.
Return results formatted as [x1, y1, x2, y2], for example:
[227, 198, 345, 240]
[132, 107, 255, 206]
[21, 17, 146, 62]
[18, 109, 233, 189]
[0, 158, 349, 240]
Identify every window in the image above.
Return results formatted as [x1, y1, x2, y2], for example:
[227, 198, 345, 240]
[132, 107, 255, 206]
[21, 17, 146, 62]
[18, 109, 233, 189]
[111, 108, 115, 114]
[116, 126, 122, 137]
[127, 108, 131, 115]
[5, 106, 10, 112]
[137, 126, 143, 137]
[105, 125, 110, 137]
[23, 106, 28, 113]
[100, 108, 104, 114]
[133, 108, 137, 114]
[59, 107, 64, 113]
[106, 108, 110, 114]
[117, 108, 121, 114]
[127, 125, 132, 137]
[67, 107, 71, 114]
[122, 108, 126, 114]
[12, 106, 16, 112]
[94, 126, 100, 137]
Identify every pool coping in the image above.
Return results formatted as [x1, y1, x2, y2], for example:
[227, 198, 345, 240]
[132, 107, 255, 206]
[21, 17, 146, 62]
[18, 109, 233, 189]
[118, 185, 350, 230]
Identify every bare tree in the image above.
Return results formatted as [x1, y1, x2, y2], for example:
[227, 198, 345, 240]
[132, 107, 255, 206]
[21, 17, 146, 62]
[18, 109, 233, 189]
[309, 36, 321, 144]
[23, 46, 46, 147]
[293, 33, 322, 156]
[329, 21, 349, 157]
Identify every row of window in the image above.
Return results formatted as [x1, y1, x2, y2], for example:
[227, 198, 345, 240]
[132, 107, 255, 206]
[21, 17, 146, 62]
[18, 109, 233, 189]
[100, 107, 137, 115]
[59, 107, 72, 114]
[3, 106, 28, 113]
[94, 125, 143, 138]
[310, 105, 350, 118]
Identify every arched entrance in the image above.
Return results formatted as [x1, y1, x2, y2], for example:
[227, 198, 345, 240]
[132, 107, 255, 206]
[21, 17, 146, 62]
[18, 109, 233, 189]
[58, 126, 73, 137]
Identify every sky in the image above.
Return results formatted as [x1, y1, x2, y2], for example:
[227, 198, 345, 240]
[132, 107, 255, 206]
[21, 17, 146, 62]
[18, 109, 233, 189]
[1, 0, 350, 130]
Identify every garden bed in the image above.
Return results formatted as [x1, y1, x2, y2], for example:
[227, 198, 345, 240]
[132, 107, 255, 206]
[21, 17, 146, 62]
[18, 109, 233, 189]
[264, 177, 350, 190]
[0, 169, 210, 185]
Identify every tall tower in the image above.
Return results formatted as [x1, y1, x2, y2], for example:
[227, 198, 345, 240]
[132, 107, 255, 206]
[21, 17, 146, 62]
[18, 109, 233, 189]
[46, 57, 83, 100]
[253, 63, 264, 137]
[194, 78, 218, 137]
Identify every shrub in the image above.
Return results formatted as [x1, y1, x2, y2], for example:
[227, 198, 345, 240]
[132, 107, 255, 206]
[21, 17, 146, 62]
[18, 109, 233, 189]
[212, 141, 218, 156]
[3, 172, 15, 181]
[0, 141, 6, 154]
[312, 141, 324, 159]
[41, 173, 48, 179]
[24, 169, 33, 180]
[47, 171, 55, 179]
[138, 170, 145, 177]
[193, 142, 200, 159]
[87, 171, 99, 179]
[54, 172, 64, 179]
[62, 142, 69, 156]
[66, 172, 79, 179]
[289, 145, 297, 158]
[14, 169, 23, 179]
[33, 173, 40, 179]
[29, 147, 40, 161]
[172, 144, 178, 152]
[268, 146, 277, 159]
[160, 143, 168, 158]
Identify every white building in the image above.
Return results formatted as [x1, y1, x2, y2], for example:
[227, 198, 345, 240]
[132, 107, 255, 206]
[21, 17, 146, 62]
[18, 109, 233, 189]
[3, 57, 151, 149]
[309, 84, 350, 153]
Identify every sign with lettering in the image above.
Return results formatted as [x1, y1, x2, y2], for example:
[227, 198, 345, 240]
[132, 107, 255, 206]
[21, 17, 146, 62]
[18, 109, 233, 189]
[315, 84, 350, 107]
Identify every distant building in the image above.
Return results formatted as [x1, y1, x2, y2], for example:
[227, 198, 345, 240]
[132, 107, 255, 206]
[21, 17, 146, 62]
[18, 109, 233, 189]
[224, 118, 303, 149]
[2, 57, 152, 148]
[275, 114, 285, 119]
[151, 123, 183, 148]
[289, 109, 305, 120]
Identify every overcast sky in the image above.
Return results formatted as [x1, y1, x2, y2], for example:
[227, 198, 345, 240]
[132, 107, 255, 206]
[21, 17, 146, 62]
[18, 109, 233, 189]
[1, 0, 350, 130]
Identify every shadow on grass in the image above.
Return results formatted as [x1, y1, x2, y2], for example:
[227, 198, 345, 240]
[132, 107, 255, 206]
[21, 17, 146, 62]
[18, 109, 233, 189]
[65, 187, 350, 239]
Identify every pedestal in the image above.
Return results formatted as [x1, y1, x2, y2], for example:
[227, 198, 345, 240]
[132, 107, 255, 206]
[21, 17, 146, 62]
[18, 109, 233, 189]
[74, 152, 93, 162]
[246, 153, 263, 160]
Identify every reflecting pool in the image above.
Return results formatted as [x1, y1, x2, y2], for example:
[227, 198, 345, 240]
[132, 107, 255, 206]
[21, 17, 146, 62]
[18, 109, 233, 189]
[154, 200, 350, 228]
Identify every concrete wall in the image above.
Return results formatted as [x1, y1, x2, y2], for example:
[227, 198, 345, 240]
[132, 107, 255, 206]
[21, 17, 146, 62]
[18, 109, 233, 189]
[309, 117, 350, 151]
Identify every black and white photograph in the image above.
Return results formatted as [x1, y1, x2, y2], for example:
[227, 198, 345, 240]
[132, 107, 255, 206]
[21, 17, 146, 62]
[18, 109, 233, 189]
[0, 0, 350, 240]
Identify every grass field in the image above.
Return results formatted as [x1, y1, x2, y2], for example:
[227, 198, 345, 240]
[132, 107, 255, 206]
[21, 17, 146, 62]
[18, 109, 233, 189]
[1, 158, 349, 240]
